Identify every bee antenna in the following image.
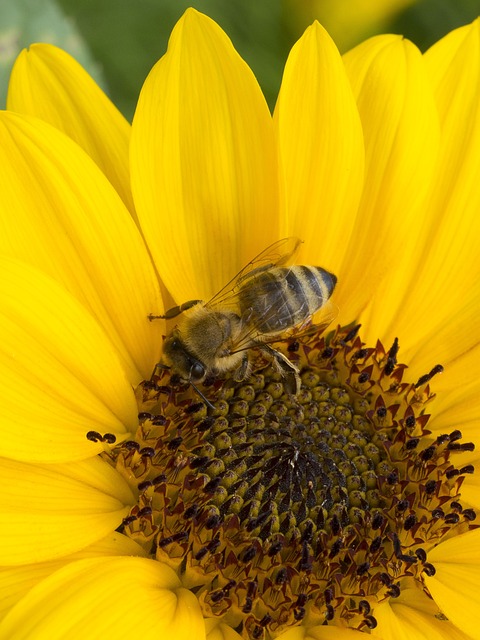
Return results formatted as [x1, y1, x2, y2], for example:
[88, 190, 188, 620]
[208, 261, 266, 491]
[189, 381, 216, 411]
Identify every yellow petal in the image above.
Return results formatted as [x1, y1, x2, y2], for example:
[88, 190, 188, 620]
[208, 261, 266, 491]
[7, 44, 135, 216]
[405, 282, 480, 425]
[426, 528, 480, 640]
[341, 35, 440, 332]
[0, 259, 138, 463]
[205, 619, 243, 640]
[402, 282, 480, 384]
[0, 557, 204, 640]
[0, 457, 134, 565]
[0, 112, 163, 383]
[274, 21, 364, 272]
[374, 586, 468, 640]
[0, 533, 146, 622]
[306, 629, 382, 640]
[391, 20, 480, 354]
[429, 372, 480, 450]
[275, 626, 381, 639]
[74, 532, 147, 559]
[131, 8, 280, 304]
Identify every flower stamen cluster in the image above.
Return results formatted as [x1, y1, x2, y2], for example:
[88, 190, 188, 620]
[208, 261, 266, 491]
[107, 327, 477, 638]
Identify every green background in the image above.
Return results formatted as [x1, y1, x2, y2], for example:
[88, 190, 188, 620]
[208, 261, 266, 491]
[1, 0, 479, 118]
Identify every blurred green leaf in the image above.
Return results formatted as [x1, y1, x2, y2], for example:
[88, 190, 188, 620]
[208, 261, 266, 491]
[56, 0, 286, 118]
[0, 0, 105, 109]
[392, 0, 480, 51]
[3, 0, 479, 120]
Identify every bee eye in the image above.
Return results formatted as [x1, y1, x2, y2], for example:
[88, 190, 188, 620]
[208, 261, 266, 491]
[190, 362, 205, 381]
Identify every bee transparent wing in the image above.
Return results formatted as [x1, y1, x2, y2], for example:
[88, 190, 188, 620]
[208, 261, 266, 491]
[205, 237, 302, 310]
[229, 299, 338, 355]
[289, 300, 339, 338]
[227, 294, 296, 352]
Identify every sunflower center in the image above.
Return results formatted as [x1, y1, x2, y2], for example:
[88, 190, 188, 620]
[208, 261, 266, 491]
[107, 326, 477, 639]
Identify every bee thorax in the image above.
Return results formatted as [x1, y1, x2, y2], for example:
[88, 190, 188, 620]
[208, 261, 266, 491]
[163, 306, 243, 380]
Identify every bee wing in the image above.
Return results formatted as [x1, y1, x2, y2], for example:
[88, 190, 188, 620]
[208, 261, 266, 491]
[205, 237, 302, 310]
[286, 300, 339, 339]
[229, 300, 339, 354]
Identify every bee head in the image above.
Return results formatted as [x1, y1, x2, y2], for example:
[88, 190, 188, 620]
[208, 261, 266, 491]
[162, 330, 206, 383]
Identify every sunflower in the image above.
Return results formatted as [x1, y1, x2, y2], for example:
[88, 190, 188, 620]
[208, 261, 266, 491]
[1, 8, 480, 640]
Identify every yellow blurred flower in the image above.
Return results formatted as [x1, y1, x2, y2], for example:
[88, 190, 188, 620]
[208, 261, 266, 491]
[284, 0, 418, 52]
[1, 7, 480, 640]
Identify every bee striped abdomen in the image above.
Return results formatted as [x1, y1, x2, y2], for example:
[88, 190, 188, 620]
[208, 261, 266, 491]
[239, 266, 337, 334]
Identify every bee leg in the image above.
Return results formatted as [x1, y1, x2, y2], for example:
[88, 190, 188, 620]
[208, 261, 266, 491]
[233, 354, 250, 382]
[148, 300, 202, 320]
[260, 344, 301, 395]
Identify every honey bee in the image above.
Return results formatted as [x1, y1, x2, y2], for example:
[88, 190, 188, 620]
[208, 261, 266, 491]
[149, 238, 337, 397]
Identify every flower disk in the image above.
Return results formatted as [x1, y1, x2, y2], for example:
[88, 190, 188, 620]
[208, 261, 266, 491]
[110, 327, 477, 639]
